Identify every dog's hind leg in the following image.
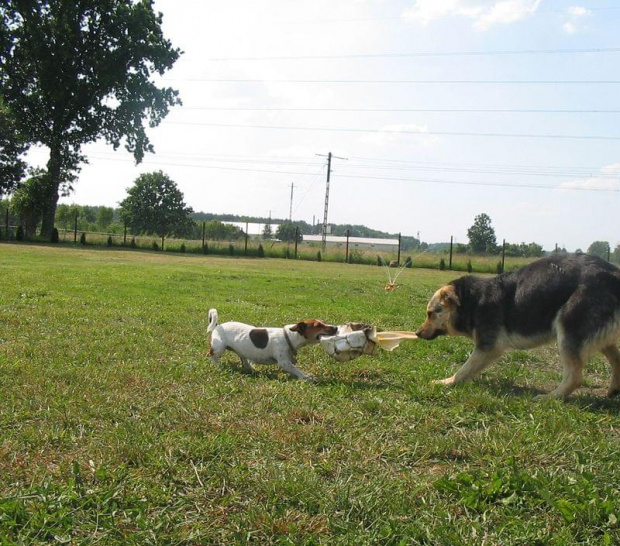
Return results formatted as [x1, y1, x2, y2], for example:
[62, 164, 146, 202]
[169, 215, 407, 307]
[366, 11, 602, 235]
[601, 344, 620, 397]
[238, 356, 256, 374]
[539, 343, 584, 400]
[432, 347, 503, 386]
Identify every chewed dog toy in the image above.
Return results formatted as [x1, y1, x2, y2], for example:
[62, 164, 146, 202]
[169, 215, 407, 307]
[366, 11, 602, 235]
[320, 323, 418, 362]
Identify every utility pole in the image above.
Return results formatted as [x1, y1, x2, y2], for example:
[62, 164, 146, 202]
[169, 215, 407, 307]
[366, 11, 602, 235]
[317, 152, 347, 251]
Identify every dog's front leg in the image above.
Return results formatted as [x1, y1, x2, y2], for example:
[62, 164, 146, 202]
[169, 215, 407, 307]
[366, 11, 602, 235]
[279, 360, 314, 381]
[432, 347, 502, 385]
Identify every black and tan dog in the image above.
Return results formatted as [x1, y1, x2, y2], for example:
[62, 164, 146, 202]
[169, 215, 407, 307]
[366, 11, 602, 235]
[416, 253, 620, 399]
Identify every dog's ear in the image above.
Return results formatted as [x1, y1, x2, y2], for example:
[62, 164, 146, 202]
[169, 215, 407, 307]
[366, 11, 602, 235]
[291, 321, 307, 334]
[440, 285, 460, 307]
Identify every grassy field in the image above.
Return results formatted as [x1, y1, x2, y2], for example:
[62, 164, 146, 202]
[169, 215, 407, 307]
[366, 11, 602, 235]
[1, 244, 619, 545]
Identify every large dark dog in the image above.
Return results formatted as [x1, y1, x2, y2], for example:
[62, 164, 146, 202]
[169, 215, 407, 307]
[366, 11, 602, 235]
[415, 253, 620, 399]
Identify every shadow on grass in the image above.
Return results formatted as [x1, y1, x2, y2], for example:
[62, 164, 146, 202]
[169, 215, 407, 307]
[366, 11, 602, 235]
[567, 393, 620, 413]
[477, 378, 547, 399]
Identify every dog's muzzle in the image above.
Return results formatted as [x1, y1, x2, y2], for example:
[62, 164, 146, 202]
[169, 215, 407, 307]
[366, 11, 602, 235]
[415, 327, 446, 340]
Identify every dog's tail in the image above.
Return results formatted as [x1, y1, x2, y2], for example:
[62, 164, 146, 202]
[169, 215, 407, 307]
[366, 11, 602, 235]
[207, 308, 219, 333]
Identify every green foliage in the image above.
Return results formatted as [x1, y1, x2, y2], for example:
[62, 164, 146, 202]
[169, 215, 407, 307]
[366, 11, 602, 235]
[588, 241, 610, 260]
[0, 0, 181, 236]
[439, 258, 446, 270]
[276, 221, 302, 243]
[262, 223, 273, 240]
[51, 228, 59, 243]
[9, 171, 50, 238]
[467, 259, 473, 273]
[203, 220, 243, 241]
[79, 232, 86, 246]
[0, 97, 28, 194]
[257, 244, 264, 258]
[467, 213, 497, 253]
[120, 171, 194, 238]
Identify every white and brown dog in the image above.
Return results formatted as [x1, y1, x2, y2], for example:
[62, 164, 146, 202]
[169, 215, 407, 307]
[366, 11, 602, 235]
[207, 308, 338, 380]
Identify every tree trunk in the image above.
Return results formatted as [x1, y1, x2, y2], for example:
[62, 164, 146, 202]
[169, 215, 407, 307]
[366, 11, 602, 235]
[39, 144, 62, 240]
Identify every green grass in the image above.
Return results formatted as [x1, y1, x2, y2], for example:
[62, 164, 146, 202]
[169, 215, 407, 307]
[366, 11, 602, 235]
[1, 244, 619, 545]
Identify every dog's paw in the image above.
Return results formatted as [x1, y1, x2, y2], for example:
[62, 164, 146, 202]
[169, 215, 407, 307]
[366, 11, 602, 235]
[431, 376, 456, 386]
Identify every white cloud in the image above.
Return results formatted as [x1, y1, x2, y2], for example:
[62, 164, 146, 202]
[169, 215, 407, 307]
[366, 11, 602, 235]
[360, 124, 440, 147]
[563, 5, 591, 34]
[560, 163, 620, 192]
[402, 0, 542, 30]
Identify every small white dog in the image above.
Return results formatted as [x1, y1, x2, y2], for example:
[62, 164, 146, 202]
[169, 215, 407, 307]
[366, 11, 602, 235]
[207, 308, 338, 380]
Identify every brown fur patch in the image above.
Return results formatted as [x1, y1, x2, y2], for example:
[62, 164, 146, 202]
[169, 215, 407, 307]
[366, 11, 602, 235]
[249, 328, 269, 349]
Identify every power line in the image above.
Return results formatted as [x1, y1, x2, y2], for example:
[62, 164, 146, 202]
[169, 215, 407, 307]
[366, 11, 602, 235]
[180, 107, 620, 114]
[161, 121, 620, 142]
[86, 154, 619, 192]
[165, 77, 620, 85]
[202, 47, 620, 61]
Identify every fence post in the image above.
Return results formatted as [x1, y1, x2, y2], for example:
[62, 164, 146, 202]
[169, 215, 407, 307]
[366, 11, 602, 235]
[294, 227, 299, 259]
[73, 211, 78, 243]
[397, 232, 401, 265]
[449, 236, 453, 270]
[345, 229, 350, 263]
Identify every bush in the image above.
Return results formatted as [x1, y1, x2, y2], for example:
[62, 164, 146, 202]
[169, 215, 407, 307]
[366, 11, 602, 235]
[317, 250, 322, 262]
[202, 242, 209, 255]
[257, 244, 264, 258]
[496, 261, 503, 274]
[107, 235, 113, 247]
[228, 244, 234, 256]
[377, 255, 382, 266]
[152, 241, 159, 251]
[51, 228, 59, 243]
[16, 225, 24, 241]
[404, 257, 412, 268]
[467, 259, 473, 273]
[130, 237, 137, 249]
[439, 258, 446, 271]
[80, 232, 87, 245]
[180, 243, 186, 253]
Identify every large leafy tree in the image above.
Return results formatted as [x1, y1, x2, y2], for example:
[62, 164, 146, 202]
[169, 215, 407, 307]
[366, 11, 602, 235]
[120, 171, 194, 237]
[0, 0, 181, 238]
[467, 213, 497, 253]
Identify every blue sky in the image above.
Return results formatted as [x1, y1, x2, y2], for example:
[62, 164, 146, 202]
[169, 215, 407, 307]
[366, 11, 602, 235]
[30, 0, 620, 251]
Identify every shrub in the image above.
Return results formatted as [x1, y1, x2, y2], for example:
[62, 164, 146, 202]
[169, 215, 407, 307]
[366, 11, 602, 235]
[16, 225, 24, 241]
[377, 255, 382, 266]
[180, 243, 186, 253]
[152, 241, 159, 251]
[107, 235, 113, 247]
[228, 244, 234, 256]
[80, 232, 86, 245]
[202, 242, 209, 255]
[439, 258, 446, 271]
[130, 237, 137, 249]
[51, 228, 59, 243]
[404, 257, 412, 268]
[317, 250, 322, 262]
[257, 244, 264, 258]
[467, 259, 473, 273]
[496, 261, 503, 274]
